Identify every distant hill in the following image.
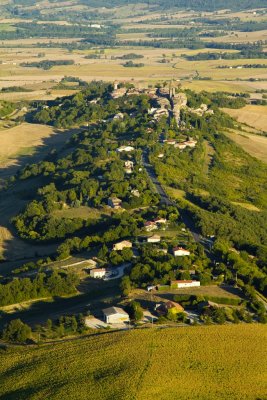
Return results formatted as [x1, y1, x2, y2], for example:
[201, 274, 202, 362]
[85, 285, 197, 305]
[1, 325, 266, 400]
[150, 0, 267, 11]
[10, 0, 267, 11]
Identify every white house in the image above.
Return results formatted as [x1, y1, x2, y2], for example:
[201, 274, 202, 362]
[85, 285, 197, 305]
[147, 234, 161, 243]
[90, 268, 107, 279]
[171, 280, 200, 289]
[113, 240, 132, 251]
[154, 217, 167, 225]
[173, 247, 191, 257]
[102, 306, 130, 324]
[90, 24, 102, 29]
[117, 145, 135, 153]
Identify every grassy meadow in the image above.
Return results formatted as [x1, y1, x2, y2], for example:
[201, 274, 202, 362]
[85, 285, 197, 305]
[0, 325, 267, 400]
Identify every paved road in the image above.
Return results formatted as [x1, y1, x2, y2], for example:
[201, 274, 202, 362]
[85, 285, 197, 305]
[104, 263, 131, 281]
[142, 150, 202, 243]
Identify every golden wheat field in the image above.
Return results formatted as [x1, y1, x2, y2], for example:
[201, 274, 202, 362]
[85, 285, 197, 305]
[0, 325, 267, 400]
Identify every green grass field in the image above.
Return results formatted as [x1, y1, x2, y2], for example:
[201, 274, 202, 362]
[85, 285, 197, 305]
[1, 325, 266, 400]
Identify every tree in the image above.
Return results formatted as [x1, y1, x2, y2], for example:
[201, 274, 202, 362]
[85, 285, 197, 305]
[46, 319, 53, 331]
[2, 319, 32, 343]
[127, 301, 143, 322]
[212, 308, 226, 324]
[120, 276, 131, 296]
[71, 316, 78, 332]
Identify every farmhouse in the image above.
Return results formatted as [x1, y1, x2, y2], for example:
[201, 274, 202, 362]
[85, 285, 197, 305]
[113, 240, 132, 251]
[173, 247, 191, 256]
[90, 268, 107, 279]
[171, 280, 200, 289]
[155, 301, 184, 315]
[147, 234, 161, 243]
[102, 307, 130, 324]
[108, 197, 122, 209]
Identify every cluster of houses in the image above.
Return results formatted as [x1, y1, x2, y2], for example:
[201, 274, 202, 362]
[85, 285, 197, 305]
[88, 234, 192, 280]
[188, 103, 214, 117]
[110, 80, 215, 132]
[87, 287, 204, 327]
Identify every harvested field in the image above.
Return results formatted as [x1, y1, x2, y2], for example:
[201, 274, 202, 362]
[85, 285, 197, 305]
[223, 105, 267, 132]
[225, 130, 267, 163]
[0, 123, 73, 176]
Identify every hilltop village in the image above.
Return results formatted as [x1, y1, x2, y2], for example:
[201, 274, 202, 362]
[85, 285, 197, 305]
[0, 79, 266, 342]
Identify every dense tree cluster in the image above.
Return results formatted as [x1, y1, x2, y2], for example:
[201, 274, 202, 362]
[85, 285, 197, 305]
[2, 319, 32, 343]
[184, 49, 267, 61]
[21, 60, 75, 70]
[0, 101, 16, 118]
[0, 271, 79, 306]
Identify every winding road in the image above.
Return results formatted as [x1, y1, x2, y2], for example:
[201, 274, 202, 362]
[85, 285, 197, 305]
[142, 149, 202, 243]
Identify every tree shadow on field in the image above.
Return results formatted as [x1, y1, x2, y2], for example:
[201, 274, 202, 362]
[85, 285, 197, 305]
[0, 127, 78, 182]
[0, 127, 80, 269]
[0, 386, 48, 400]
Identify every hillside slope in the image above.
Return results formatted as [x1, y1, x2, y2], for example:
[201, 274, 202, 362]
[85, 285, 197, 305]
[1, 325, 267, 400]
